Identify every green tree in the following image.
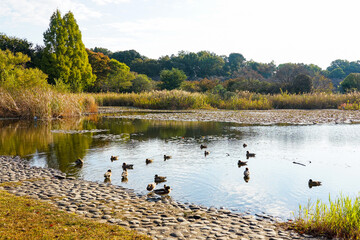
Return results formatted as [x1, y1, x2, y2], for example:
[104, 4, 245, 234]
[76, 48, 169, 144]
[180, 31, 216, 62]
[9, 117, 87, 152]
[226, 53, 246, 73]
[111, 50, 144, 67]
[131, 74, 153, 93]
[42, 10, 95, 92]
[312, 73, 333, 93]
[160, 68, 187, 90]
[91, 47, 112, 56]
[105, 59, 134, 92]
[340, 73, 360, 92]
[292, 74, 312, 94]
[0, 49, 48, 90]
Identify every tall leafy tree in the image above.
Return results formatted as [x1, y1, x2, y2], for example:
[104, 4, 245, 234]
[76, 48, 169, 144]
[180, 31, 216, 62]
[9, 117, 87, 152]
[42, 10, 95, 92]
[340, 73, 360, 92]
[160, 68, 187, 90]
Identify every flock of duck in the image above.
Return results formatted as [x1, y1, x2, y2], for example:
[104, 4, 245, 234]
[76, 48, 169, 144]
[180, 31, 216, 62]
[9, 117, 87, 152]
[74, 141, 322, 198]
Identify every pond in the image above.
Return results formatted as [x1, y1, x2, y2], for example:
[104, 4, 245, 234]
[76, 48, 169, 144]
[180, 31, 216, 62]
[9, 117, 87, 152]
[1, 113, 360, 220]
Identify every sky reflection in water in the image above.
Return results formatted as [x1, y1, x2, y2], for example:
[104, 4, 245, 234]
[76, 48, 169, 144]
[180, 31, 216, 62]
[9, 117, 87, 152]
[1, 116, 359, 219]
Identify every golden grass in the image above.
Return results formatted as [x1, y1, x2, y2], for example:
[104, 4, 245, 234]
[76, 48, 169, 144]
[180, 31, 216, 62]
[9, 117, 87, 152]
[0, 87, 97, 119]
[91, 90, 360, 110]
[287, 195, 360, 239]
[0, 190, 151, 240]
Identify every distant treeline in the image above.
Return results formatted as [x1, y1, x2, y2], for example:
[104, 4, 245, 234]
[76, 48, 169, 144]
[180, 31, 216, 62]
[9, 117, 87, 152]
[2, 10, 360, 95]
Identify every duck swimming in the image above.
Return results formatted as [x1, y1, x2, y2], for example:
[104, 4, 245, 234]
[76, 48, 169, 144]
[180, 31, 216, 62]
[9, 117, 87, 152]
[122, 162, 134, 170]
[308, 179, 322, 188]
[154, 174, 167, 183]
[246, 151, 256, 158]
[110, 156, 119, 161]
[243, 143, 247, 148]
[244, 167, 250, 178]
[164, 155, 172, 161]
[75, 158, 83, 166]
[200, 144, 207, 149]
[154, 185, 171, 196]
[204, 151, 210, 157]
[104, 169, 112, 179]
[146, 158, 153, 165]
[238, 160, 248, 167]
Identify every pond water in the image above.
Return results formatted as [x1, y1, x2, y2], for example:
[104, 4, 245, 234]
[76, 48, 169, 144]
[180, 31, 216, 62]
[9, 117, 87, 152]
[1, 114, 360, 220]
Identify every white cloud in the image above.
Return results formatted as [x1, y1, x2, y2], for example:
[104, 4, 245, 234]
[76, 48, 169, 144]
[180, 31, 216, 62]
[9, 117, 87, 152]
[91, 0, 130, 5]
[0, 0, 101, 27]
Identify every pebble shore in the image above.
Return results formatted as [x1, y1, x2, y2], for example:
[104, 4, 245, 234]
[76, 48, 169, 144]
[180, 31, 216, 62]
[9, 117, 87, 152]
[0, 156, 323, 240]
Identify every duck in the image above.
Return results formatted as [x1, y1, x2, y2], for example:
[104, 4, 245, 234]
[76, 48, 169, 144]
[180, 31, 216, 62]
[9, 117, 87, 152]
[104, 169, 112, 179]
[308, 179, 322, 188]
[75, 158, 84, 166]
[104, 177, 111, 183]
[243, 175, 250, 183]
[122, 162, 134, 170]
[110, 156, 119, 161]
[200, 144, 207, 149]
[121, 176, 128, 183]
[246, 151, 256, 158]
[238, 160, 248, 167]
[204, 151, 210, 157]
[154, 185, 171, 196]
[243, 143, 247, 148]
[164, 155, 172, 161]
[146, 183, 156, 191]
[244, 167, 250, 178]
[121, 169, 128, 178]
[154, 174, 167, 183]
[146, 158, 153, 165]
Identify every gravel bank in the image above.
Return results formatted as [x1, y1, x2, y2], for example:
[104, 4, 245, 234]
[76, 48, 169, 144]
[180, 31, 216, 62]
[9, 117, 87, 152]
[0, 156, 325, 240]
[99, 107, 360, 125]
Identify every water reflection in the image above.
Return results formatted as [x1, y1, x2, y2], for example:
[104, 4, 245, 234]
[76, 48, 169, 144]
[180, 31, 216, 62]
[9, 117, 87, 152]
[1, 116, 360, 219]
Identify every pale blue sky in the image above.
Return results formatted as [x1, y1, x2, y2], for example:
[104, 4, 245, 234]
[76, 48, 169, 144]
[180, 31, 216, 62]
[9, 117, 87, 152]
[1, 0, 359, 69]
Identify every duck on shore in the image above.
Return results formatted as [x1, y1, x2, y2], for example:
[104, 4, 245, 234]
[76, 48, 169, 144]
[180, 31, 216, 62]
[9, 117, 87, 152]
[146, 183, 156, 191]
[154, 185, 171, 196]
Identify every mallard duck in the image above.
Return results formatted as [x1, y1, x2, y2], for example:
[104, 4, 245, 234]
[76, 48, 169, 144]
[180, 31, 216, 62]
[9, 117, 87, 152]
[246, 151, 256, 158]
[146, 183, 156, 191]
[204, 151, 210, 157]
[238, 160, 248, 166]
[243, 175, 250, 183]
[110, 156, 119, 161]
[146, 158, 153, 164]
[154, 174, 167, 183]
[104, 169, 112, 179]
[121, 169, 128, 178]
[122, 162, 134, 170]
[308, 179, 322, 188]
[243, 143, 247, 148]
[154, 185, 171, 196]
[164, 155, 172, 161]
[200, 144, 207, 149]
[244, 167, 250, 178]
[75, 158, 83, 166]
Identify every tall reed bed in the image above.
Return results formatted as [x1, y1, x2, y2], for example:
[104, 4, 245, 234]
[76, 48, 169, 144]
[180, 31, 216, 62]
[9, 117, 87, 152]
[92, 90, 360, 110]
[290, 195, 360, 239]
[0, 87, 97, 119]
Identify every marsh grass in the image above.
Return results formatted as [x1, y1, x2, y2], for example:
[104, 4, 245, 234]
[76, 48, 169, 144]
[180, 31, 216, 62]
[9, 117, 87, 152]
[288, 195, 360, 239]
[92, 90, 360, 110]
[0, 190, 150, 240]
[0, 87, 97, 119]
